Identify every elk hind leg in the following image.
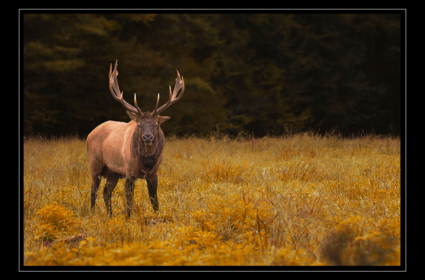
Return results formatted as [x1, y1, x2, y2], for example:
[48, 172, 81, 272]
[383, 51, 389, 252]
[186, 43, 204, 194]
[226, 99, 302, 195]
[124, 179, 136, 219]
[90, 162, 104, 211]
[103, 175, 119, 218]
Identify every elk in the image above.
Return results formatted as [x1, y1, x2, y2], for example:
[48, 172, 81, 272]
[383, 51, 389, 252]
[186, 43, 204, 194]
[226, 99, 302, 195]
[86, 60, 185, 218]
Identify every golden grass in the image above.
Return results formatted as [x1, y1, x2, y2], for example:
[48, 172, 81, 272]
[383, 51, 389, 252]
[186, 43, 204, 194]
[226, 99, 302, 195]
[23, 133, 401, 266]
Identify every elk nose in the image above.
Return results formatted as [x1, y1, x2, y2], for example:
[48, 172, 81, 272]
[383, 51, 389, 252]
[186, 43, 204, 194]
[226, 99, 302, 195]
[143, 134, 153, 142]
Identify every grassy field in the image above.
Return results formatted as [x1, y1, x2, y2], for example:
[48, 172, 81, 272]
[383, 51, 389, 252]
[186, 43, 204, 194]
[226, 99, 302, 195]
[23, 133, 401, 266]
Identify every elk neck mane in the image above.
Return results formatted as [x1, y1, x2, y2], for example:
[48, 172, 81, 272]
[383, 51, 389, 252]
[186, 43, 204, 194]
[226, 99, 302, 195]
[131, 122, 164, 173]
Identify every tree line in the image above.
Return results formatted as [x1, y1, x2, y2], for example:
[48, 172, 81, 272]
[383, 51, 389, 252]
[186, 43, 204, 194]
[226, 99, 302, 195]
[23, 13, 401, 138]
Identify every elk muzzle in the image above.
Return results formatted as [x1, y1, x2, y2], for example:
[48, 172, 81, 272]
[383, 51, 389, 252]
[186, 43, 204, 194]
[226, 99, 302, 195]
[142, 134, 154, 145]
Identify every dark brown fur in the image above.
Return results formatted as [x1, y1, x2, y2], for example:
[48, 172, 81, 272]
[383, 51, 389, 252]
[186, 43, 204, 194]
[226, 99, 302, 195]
[131, 121, 165, 179]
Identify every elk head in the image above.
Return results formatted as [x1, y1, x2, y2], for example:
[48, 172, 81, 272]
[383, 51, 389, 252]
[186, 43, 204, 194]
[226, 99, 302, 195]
[108, 60, 185, 147]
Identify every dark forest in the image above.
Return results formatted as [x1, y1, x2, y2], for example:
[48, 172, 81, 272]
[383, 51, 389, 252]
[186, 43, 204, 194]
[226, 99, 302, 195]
[22, 13, 402, 138]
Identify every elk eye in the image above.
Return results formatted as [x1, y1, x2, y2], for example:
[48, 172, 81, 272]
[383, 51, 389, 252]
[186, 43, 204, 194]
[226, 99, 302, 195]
[155, 123, 158, 127]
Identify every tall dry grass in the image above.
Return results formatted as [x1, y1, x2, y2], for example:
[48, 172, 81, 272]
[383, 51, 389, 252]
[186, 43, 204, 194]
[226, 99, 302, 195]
[23, 133, 401, 266]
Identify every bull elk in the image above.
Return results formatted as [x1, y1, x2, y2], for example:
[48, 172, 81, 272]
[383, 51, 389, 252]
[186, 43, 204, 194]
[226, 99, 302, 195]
[86, 60, 185, 218]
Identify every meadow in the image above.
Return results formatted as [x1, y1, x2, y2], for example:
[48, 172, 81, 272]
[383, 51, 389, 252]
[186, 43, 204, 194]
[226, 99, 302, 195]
[23, 133, 401, 266]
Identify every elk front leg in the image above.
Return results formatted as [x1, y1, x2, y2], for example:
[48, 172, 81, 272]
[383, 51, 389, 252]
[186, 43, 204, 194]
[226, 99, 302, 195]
[124, 179, 136, 219]
[147, 174, 159, 212]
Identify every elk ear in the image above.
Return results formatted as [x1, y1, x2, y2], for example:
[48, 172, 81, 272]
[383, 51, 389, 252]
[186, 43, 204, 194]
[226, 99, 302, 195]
[158, 116, 171, 124]
[126, 110, 139, 122]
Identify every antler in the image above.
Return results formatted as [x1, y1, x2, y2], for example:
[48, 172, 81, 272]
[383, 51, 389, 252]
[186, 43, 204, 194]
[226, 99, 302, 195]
[109, 61, 184, 116]
[109, 60, 143, 115]
[154, 70, 185, 115]
[151, 93, 160, 116]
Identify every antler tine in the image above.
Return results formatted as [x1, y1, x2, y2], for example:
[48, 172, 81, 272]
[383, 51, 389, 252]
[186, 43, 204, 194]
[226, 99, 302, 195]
[155, 69, 185, 115]
[109, 60, 140, 114]
[157, 86, 173, 113]
[172, 70, 181, 99]
[133, 93, 144, 116]
[151, 93, 161, 116]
